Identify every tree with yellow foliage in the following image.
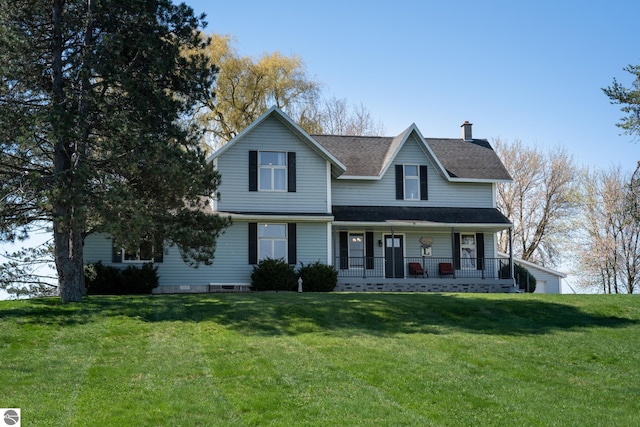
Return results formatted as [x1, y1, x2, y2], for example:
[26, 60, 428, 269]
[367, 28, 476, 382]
[197, 34, 322, 149]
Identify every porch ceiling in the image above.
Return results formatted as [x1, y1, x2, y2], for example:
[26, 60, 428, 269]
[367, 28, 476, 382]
[332, 206, 511, 229]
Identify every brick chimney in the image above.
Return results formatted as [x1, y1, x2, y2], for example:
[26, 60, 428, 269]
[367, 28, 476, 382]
[461, 121, 473, 141]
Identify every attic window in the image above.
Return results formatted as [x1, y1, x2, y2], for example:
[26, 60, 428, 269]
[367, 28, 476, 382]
[396, 164, 428, 201]
[404, 165, 420, 200]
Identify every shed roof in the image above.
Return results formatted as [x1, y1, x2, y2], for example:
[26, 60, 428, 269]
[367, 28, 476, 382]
[332, 205, 511, 227]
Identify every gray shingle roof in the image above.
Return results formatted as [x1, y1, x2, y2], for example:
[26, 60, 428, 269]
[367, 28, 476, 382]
[311, 135, 392, 177]
[426, 138, 511, 180]
[312, 132, 511, 181]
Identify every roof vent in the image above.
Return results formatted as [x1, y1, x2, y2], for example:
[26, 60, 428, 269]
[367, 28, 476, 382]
[461, 121, 473, 141]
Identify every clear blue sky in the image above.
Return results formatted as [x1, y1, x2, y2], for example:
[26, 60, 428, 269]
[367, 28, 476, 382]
[187, 0, 640, 172]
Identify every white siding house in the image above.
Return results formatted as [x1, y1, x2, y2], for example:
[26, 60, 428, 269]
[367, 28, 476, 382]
[84, 107, 518, 293]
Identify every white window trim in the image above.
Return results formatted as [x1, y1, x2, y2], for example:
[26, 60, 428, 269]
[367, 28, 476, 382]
[349, 232, 365, 267]
[121, 245, 157, 263]
[403, 164, 420, 200]
[258, 223, 288, 262]
[258, 151, 287, 192]
[460, 233, 476, 270]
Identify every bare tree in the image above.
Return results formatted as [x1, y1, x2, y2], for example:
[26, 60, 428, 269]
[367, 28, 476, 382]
[319, 97, 385, 136]
[577, 166, 640, 293]
[494, 138, 579, 267]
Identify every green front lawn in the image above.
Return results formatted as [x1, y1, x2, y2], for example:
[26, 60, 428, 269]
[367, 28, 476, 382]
[1, 293, 639, 426]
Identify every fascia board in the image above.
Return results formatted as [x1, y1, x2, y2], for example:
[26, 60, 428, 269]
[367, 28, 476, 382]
[217, 212, 334, 222]
[332, 220, 512, 231]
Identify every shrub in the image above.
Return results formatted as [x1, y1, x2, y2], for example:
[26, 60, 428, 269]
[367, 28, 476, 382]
[250, 258, 297, 291]
[120, 263, 159, 294]
[85, 262, 122, 295]
[500, 262, 537, 293]
[85, 262, 158, 295]
[298, 261, 337, 292]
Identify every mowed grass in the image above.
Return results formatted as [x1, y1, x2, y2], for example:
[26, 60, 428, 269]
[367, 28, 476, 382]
[1, 293, 639, 426]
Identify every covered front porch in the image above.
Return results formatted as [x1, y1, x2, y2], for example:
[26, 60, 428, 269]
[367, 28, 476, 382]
[331, 206, 516, 293]
[333, 256, 516, 293]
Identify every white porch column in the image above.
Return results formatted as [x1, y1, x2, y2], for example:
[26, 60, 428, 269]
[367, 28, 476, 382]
[509, 227, 515, 282]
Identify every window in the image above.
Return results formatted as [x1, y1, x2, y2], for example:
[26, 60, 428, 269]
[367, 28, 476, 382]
[124, 239, 154, 262]
[396, 164, 427, 200]
[249, 223, 296, 265]
[112, 238, 163, 263]
[258, 223, 287, 261]
[404, 165, 420, 200]
[249, 151, 295, 192]
[349, 233, 364, 266]
[460, 234, 476, 269]
[259, 152, 287, 191]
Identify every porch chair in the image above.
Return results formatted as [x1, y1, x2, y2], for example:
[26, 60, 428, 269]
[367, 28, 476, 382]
[438, 262, 454, 278]
[408, 262, 427, 278]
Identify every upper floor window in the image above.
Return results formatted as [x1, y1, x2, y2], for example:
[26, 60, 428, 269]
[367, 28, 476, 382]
[404, 165, 420, 200]
[396, 164, 428, 200]
[249, 151, 296, 192]
[259, 152, 287, 191]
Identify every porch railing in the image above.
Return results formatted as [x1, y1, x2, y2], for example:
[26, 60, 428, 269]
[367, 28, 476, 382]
[335, 256, 512, 280]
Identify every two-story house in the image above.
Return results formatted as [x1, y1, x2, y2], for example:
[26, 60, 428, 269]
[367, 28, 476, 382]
[84, 107, 516, 293]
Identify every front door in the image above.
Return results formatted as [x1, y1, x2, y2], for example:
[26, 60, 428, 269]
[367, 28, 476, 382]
[384, 235, 404, 278]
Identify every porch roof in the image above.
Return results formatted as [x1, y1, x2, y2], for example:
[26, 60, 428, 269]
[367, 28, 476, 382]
[332, 206, 512, 228]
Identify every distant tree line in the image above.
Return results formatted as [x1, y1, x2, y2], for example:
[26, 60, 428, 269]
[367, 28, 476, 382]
[494, 61, 640, 293]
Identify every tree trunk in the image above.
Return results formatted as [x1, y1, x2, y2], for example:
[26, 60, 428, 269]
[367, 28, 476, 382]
[54, 220, 85, 303]
[51, 0, 85, 303]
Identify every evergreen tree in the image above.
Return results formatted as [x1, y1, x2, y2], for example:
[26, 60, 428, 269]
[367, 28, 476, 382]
[0, 0, 230, 302]
[603, 63, 640, 141]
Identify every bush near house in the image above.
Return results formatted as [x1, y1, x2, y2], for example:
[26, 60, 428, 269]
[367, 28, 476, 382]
[298, 261, 338, 292]
[250, 259, 338, 292]
[250, 258, 298, 291]
[84, 262, 159, 295]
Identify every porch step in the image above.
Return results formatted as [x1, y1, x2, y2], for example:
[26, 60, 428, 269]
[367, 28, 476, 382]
[335, 282, 516, 293]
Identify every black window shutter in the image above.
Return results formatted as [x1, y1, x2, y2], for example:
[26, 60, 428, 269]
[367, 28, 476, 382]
[249, 151, 258, 192]
[453, 232, 461, 269]
[395, 165, 403, 200]
[420, 165, 428, 200]
[288, 223, 297, 265]
[112, 239, 122, 263]
[365, 231, 374, 270]
[476, 233, 485, 270]
[287, 152, 296, 193]
[248, 222, 258, 264]
[339, 231, 349, 269]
